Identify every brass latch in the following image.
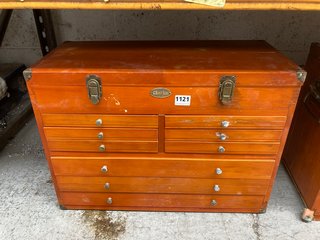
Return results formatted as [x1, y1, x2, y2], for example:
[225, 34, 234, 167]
[219, 76, 236, 104]
[86, 75, 102, 105]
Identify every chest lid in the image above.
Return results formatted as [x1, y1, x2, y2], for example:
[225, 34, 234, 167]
[26, 41, 304, 87]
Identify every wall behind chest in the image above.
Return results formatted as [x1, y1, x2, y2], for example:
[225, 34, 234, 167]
[1, 10, 320, 65]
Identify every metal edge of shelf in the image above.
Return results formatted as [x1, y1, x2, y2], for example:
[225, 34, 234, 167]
[0, 2, 319, 10]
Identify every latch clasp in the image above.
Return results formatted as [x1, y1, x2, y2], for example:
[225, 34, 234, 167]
[86, 75, 102, 105]
[219, 76, 236, 105]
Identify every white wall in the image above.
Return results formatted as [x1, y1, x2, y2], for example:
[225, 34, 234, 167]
[1, 9, 320, 65]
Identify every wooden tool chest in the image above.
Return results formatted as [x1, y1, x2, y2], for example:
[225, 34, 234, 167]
[24, 41, 304, 212]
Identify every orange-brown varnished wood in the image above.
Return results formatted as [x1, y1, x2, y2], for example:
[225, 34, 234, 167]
[56, 176, 270, 195]
[32, 86, 298, 115]
[44, 127, 158, 140]
[282, 42, 320, 219]
[59, 192, 265, 209]
[165, 141, 279, 154]
[165, 115, 287, 129]
[47, 139, 158, 153]
[51, 156, 275, 179]
[25, 41, 303, 212]
[165, 129, 283, 141]
[42, 114, 158, 128]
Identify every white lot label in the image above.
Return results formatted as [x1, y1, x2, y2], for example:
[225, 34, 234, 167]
[175, 95, 191, 106]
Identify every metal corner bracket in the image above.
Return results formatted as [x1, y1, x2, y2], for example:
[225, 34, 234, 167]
[23, 68, 32, 81]
[297, 67, 307, 83]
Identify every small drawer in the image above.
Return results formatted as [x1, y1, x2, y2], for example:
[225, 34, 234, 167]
[56, 176, 270, 195]
[165, 115, 286, 129]
[165, 129, 282, 142]
[165, 141, 280, 154]
[42, 114, 158, 128]
[44, 127, 158, 140]
[51, 156, 275, 179]
[47, 140, 158, 153]
[59, 192, 265, 210]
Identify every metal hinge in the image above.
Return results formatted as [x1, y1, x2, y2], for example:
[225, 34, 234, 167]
[23, 68, 32, 81]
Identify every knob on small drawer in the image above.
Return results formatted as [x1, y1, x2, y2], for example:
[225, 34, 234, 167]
[96, 118, 103, 126]
[221, 120, 230, 128]
[97, 132, 104, 139]
[213, 185, 220, 192]
[216, 132, 227, 141]
[104, 182, 110, 190]
[211, 200, 217, 206]
[218, 146, 225, 153]
[106, 197, 113, 205]
[215, 168, 223, 175]
[99, 144, 106, 152]
[101, 165, 108, 173]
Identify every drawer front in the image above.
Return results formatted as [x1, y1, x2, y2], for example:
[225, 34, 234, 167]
[47, 140, 158, 153]
[44, 127, 158, 140]
[165, 115, 286, 129]
[51, 157, 275, 179]
[165, 141, 279, 155]
[165, 129, 282, 141]
[42, 114, 158, 128]
[59, 192, 264, 209]
[33, 85, 297, 115]
[57, 176, 269, 195]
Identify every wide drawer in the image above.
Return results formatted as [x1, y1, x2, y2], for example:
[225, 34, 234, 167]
[165, 129, 282, 141]
[42, 114, 158, 128]
[44, 127, 158, 140]
[56, 176, 269, 195]
[51, 156, 275, 179]
[165, 141, 279, 154]
[59, 192, 265, 209]
[165, 115, 286, 129]
[47, 140, 158, 153]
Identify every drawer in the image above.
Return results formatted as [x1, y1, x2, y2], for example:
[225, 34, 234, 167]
[51, 156, 275, 179]
[165, 115, 286, 129]
[165, 141, 279, 154]
[44, 127, 158, 140]
[165, 129, 282, 141]
[59, 192, 265, 209]
[42, 114, 158, 128]
[56, 176, 269, 195]
[47, 140, 158, 153]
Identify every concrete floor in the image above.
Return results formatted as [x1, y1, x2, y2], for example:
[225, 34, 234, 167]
[1, 118, 320, 240]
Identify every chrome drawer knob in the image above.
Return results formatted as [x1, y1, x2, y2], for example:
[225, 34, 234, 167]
[218, 146, 225, 153]
[211, 200, 217, 206]
[215, 168, 223, 175]
[216, 132, 227, 141]
[213, 185, 220, 192]
[99, 144, 106, 152]
[101, 165, 108, 173]
[221, 120, 230, 128]
[106, 197, 113, 205]
[104, 182, 110, 190]
[97, 132, 104, 139]
[96, 118, 103, 126]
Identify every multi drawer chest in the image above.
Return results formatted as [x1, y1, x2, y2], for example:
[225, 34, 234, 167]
[24, 41, 304, 212]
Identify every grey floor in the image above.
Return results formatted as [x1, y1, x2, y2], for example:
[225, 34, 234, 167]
[1, 118, 320, 240]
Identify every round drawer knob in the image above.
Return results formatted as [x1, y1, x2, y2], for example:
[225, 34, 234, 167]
[96, 118, 103, 126]
[213, 185, 220, 192]
[104, 182, 110, 190]
[216, 132, 227, 141]
[99, 144, 106, 152]
[211, 200, 217, 206]
[218, 146, 225, 153]
[215, 168, 223, 175]
[221, 120, 230, 128]
[97, 132, 104, 139]
[101, 165, 108, 173]
[106, 197, 113, 205]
